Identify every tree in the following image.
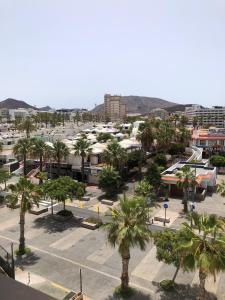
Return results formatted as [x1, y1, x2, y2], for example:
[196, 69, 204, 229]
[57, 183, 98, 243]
[0, 168, 11, 190]
[103, 140, 127, 175]
[177, 125, 191, 146]
[154, 153, 167, 167]
[43, 176, 85, 213]
[52, 140, 69, 177]
[178, 213, 225, 300]
[210, 155, 225, 168]
[176, 166, 197, 213]
[145, 162, 162, 192]
[153, 229, 193, 285]
[98, 166, 122, 197]
[14, 138, 32, 177]
[135, 179, 153, 198]
[127, 150, 144, 169]
[73, 138, 91, 182]
[135, 179, 157, 207]
[156, 121, 176, 152]
[97, 132, 113, 143]
[104, 196, 151, 291]
[137, 120, 154, 152]
[168, 143, 185, 155]
[179, 115, 189, 127]
[217, 180, 225, 197]
[193, 116, 198, 128]
[6, 177, 42, 254]
[75, 111, 80, 126]
[16, 117, 36, 138]
[30, 138, 51, 184]
[0, 141, 3, 153]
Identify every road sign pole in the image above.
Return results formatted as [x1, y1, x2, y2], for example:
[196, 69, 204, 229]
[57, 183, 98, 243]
[79, 268, 83, 293]
[163, 203, 168, 226]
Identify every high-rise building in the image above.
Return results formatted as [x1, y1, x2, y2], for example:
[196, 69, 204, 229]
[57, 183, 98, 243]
[185, 105, 225, 128]
[104, 94, 126, 122]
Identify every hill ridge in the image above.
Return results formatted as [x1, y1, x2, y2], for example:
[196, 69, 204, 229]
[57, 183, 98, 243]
[91, 95, 179, 114]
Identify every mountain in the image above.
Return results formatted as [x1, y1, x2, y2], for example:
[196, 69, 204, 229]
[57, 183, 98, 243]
[91, 96, 178, 114]
[0, 98, 37, 110]
[39, 106, 52, 111]
[164, 104, 193, 113]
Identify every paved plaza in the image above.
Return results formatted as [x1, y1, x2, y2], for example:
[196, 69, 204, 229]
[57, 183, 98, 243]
[0, 195, 225, 300]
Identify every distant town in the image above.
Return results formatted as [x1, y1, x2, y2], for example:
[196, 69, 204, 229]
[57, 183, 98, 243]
[0, 93, 225, 300]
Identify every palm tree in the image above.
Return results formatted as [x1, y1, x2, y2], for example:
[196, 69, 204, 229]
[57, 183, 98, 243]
[0, 168, 11, 190]
[179, 213, 225, 300]
[52, 140, 69, 177]
[73, 138, 91, 182]
[217, 180, 225, 197]
[103, 140, 127, 175]
[157, 121, 175, 152]
[6, 177, 42, 254]
[30, 138, 51, 184]
[17, 117, 36, 138]
[137, 120, 154, 152]
[176, 166, 197, 213]
[31, 138, 52, 184]
[104, 196, 151, 291]
[75, 111, 80, 126]
[172, 114, 180, 127]
[14, 138, 32, 177]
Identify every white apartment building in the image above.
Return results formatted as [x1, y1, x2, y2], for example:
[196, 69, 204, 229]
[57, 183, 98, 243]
[185, 105, 225, 128]
[104, 94, 126, 122]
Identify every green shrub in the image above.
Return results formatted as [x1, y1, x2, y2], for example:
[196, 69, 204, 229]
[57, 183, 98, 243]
[114, 286, 136, 298]
[210, 155, 225, 168]
[99, 167, 122, 196]
[160, 279, 176, 291]
[154, 153, 167, 167]
[56, 210, 73, 217]
[15, 247, 31, 256]
[0, 195, 5, 205]
[127, 150, 144, 169]
[168, 144, 185, 155]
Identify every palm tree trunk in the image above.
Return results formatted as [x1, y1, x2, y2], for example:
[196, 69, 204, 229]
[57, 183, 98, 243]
[39, 155, 43, 185]
[81, 156, 84, 182]
[63, 200, 66, 211]
[199, 268, 207, 300]
[172, 265, 180, 283]
[121, 251, 130, 290]
[57, 158, 60, 177]
[19, 209, 25, 254]
[51, 198, 54, 215]
[23, 154, 27, 177]
[183, 189, 188, 213]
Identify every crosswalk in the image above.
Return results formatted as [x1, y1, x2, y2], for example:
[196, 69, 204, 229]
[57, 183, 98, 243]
[0, 215, 224, 298]
[39, 199, 58, 208]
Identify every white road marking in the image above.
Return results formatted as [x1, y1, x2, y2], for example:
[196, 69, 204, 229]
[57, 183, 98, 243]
[87, 242, 116, 264]
[50, 228, 90, 250]
[0, 233, 155, 295]
[131, 246, 163, 281]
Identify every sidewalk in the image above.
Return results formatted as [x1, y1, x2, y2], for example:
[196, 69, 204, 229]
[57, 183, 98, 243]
[16, 269, 70, 300]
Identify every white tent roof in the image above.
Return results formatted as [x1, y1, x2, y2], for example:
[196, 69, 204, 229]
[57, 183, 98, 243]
[119, 139, 141, 149]
[90, 142, 107, 155]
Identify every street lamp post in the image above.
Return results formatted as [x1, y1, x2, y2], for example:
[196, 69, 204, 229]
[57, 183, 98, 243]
[163, 203, 168, 226]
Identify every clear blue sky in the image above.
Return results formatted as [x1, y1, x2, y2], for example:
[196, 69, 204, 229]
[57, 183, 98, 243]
[0, 0, 225, 109]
